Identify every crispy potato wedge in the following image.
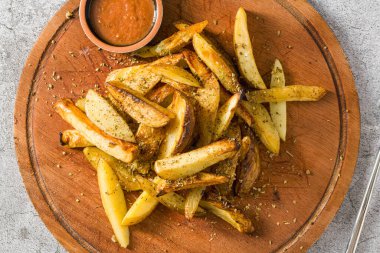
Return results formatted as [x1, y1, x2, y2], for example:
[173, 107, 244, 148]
[97, 159, 129, 247]
[185, 186, 205, 219]
[193, 33, 243, 94]
[60, 129, 93, 148]
[106, 84, 175, 128]
[106, 93, 134, 123]
[121, 191, 159, 226]
[213, 93, 241, 141]
[154, 139, 238, 180]
[240, 101, 280, 154]
[150, 64, 201, 88]
[146, 85, 175, 107]
[239, 136, 251, 163]
[235, 134, 261, 196]
[159, 192, 206, 216]
[135, 21, 208, 58]
[270, 59, 287, 141]
[247, 85, 327, 103]
[182, 50, 220, 146]
[75, 98, 86, 112]
[158, 92, 195, 158]
[155, 173, 228, 195]
[199, 200, 254, 233]
[173, 20, 191, 30]
[85, 89, 136, 143]
[234, 7, 266, 89]
[135, 123, 165, 160]
[54, 99, 138, 163]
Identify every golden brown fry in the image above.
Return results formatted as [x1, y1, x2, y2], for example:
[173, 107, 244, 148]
[60, 129, 93, 148]
[185, 186, 205, 219]
[106, 84, 175, 128]
[135, 123, 165, 160]
[199, 200, 254, 233]
[121, 191, 159, 226]
[239, 136, 251, 163]
[159, 192, 206, 216]
[54, 99, 138, 163]
[246, 85, 327, 103]
[146, 85, 175, 107]
[75, 98, 86, 112]
[192, 33, 243, 94]
[150, 64, 201, 88]
[154, 139, 238, 180]
[134, 21, 208, 57]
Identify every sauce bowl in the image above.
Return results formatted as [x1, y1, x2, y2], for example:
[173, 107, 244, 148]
[79, 0, 163, 53]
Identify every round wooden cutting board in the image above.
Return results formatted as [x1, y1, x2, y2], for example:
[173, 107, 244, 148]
[14, 0, 360, 252]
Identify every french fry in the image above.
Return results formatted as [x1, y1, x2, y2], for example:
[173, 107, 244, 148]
[97, 159, 129, 247]
[185, 186, 205, 219]
[121, 191, 159, 226]
[134, 21, 208, 58]
[193, 33, 243, 94]
[234, 7, 266, 89]
[247, 85, 327, 103]
[199, 200, 254, 233]
[270, 59, 287, 141]
[75, 98, 86, 112]
[106, 93, 134, 123]
[54, 99, 138, 163]
[239, 136, 251, 163]
[106, 84, 175, 128]
[159, 192, 206, 216]
[150, 64, 201, 88]
[60, 129, 93, 148]
[213, 93, 241, 141]
[135, 123, 165, 160]
[146, 85, 175, 107]
[85, 89, 136, 143]
[158, 91, 195, 158]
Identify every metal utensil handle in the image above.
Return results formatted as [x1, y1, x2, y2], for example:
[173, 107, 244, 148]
[346, 148, 380, 253]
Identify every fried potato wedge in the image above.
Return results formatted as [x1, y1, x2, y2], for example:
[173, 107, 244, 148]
[121, 191, 159, 226]
[135, 123, 165, 160]
[239, 136, 251, 163]
[159, 192, 206, 216]
[146, 85, 175, 107]
[158, 92, 195, 158]
[75, 98, 86, 112]
[150, 64, 201, 88]
[213, 93, 241, 141]
[97, 159, 129, 248]
[235, 135, 261, 196]
[155, 173, 228, 195]
[85, 89, 136, 143]
[220, 88, 253, 128]
[234, 7, 266, 89]
[60, 129, 93, 148]
[193, 33, 243, 94]
[247, 85, 327, 103]
[182, 50, 220, 146]
[154, 139, 238, 180]
[54, 99, 138, 163]
[185, 186, 205, 219]
[199, 200, 254, 233]
[135, 21, 208, 58]
[106, 84, 175, 128]
[240, 101, 280, 154]
[270, 59, 287, 141]
[106, 93, 134, 123]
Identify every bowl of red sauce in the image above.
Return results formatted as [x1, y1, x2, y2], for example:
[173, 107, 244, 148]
[79, 0, 163, 53]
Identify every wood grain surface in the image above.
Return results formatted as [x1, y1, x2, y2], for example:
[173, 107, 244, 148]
[13, 0, 360, 252]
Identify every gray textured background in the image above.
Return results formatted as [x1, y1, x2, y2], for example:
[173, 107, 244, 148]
[0, 0, 379, 252]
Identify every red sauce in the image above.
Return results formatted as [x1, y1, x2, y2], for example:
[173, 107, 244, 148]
[89, 0, 155, 46]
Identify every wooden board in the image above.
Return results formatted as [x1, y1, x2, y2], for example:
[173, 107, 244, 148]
[13, 0, 360, 252]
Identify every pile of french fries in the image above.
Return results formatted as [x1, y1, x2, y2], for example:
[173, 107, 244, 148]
[54, 7, 327, 247]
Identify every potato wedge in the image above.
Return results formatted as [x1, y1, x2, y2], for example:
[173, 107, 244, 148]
[106, 84, 175, 128]
[239, 136, 251, 163]
[97, 159, 129, 248]
[155, 173, 228, 195]
[220, 88, 253, 128]
[270, 59, 286, 141]
[134, 21, 208, 58]
[234, 7, 266, 89]
[54, 99, 138, 163]
[85, 89, 136, 143]
[105, 93, 134, 123]
[121, 191, 159, 226]
[240, 101, 280, 154]
[246, 85, 327, 103]
[60, 129, 93, 148]
[159, 192, 206, 216]
[199, 200, 254, 233]
[158, 92, 195, 158]
[154, 139, 238, 180]
[150, 64, 201, 88]
[235, 134, 261, 196]
[185, 186, 205, 219]
[213, 93, 241, 141]
[135, 124, 165, 160]
[146, 85, 175, 107]
[75, 98, 86, 112]
[193, 33, 243, 94]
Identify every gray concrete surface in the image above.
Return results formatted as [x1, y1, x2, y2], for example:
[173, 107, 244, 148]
[0, 0, 379, 252]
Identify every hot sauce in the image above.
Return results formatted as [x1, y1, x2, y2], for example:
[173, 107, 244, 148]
[88, 0, 155, 46]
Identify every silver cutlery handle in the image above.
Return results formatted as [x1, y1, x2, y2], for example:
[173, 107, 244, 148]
[346, 148, 380, 253]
